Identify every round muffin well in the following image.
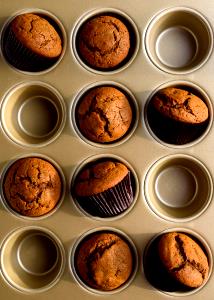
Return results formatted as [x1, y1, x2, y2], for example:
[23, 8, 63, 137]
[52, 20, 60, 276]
[3, 157, 62, 217]
[76, 86, 133, 143]
[74, 231, 134, 291]
[158, 232, 209, 288]
[1, 11, 65, 72]
[77, 15, 130, 69]
[72, 159, 135, 218]
[143, 229, 212, 296]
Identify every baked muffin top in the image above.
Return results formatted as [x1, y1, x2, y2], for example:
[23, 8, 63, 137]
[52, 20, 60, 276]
[77, 15, 130, 69]
[152, 87, 209, 124]
[77, 86, 132, 143]
[74, 161, 129, 197]
[3, 157, 62, 217]
[10, 13, 62, 58]
[158, 232, 209, 288]
[75, 232, 133, 290]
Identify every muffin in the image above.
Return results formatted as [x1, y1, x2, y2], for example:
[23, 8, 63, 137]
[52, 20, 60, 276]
[77, 86, 133, 143]
[3, 157, 62, 217]
[73, 160, 134, 218]
[75, 232, 133, 291]
[3, 13, 62, 71]
[77, 15, 130, 69]
[147, 87, 209, 145]
[143, 231, 209, 293]
[158, 232, 209, 288]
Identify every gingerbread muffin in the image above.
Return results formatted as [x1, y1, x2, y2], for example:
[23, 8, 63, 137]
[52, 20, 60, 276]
[73, 160, 134, 218]
[75, 232, 133, 291]
[77, 86, 133, 143]
[3, 13, 62, 71]
[147, 87, 209, 145]
[158, 232, 209, 288]
[3, 157, 62, 217]
[77, 15, 130, 69]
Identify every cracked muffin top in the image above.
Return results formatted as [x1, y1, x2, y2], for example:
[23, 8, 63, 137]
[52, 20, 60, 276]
[151, 87, 209, 124]
[77, 86, 132, 143]
[3, 157, 62, 217]
[10, 13, 62, 58]
[77, 15, 130, 69]
[74, 160, 129, 197]
[158, 232, 209, 288]
[75, 232, 133, 291]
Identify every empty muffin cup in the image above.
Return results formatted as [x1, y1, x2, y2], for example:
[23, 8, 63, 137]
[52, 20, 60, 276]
[71, 8, 139, 74]
[0, 226, 65, 293]
[143, 227, 212, 296]
[71, 81, 139, 148]
[70, 154, 139, 220]
[144, 7, 213, 74]
[144, 154, 213, 222]
[0, 81, 66, 147]
[70, 227, 138, 295]
[0, 153, 66, 220]
[144, 80, 213, 148]
[0, 9, 66, 74]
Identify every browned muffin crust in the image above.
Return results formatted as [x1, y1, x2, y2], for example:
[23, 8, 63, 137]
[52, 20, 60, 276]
[3, 157, 62, 217]
[76, 232, 133, 291]
[158, 232, 209, 288]
[77, 86, 132, 143]
[78, 15, 130, 69]
[11, 13, 62, 58]
[152, 87, 209, 124]
[75, 161, 128, 197]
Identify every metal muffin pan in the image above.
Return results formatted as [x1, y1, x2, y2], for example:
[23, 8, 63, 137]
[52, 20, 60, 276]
[0, 1, 214, 300]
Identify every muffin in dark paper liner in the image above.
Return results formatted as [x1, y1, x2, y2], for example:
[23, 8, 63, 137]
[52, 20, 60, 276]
[2, 13, 62, 72]
[73, 161, 134, 218]
[147, 87, 209, 145]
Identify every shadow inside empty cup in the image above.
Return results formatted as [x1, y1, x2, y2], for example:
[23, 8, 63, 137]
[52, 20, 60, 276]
[144, 154, 213, 222]
[17, 233, 58, 276]
[144, 7, 213, 74]
[0, 82, 66, 147]
[0, 227, 65, 293]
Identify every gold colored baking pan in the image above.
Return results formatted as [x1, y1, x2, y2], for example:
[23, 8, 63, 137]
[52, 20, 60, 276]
[0, 1, 214, 299]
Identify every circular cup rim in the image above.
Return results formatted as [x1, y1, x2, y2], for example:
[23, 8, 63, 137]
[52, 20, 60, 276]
[0, 8, 67, 75]
[143, 6, 214, 75]
[17, 232, 59, 277]
[70, 80, 139, 148]
[142, 227, 213, 297]
[0, 153, 66, 221]
[17, 95, 60, 139]
[143, 80, 213, 149]
[69, 226, 139, 295]
[154, 165, 199, 208]
[0, 226, 66, 294]
[70, 7, 140, 75]
[143, 153, 213, 222]
[0, 80, 67, 148]
[70, 153, 139, 221]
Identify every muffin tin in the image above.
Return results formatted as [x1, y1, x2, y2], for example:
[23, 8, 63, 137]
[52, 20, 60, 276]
[0, 1, 214, 299]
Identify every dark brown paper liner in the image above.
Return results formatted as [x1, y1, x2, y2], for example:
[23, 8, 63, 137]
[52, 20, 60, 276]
[76, 172, 134, 218]
[3, 27, 57, 72]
